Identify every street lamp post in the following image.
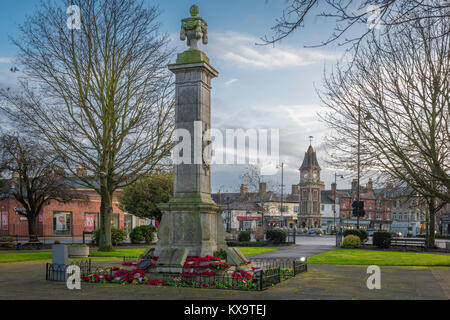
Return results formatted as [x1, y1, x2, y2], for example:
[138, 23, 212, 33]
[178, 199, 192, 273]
[334, 172, 344, 247]
[355, 101, 372, 230]
[357, 102, 361, 230]
[277, 162, 285, 228]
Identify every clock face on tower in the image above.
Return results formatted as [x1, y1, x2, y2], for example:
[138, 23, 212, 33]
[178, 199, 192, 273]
[313, 172, 318, 180]
[303, 172, 308, 180]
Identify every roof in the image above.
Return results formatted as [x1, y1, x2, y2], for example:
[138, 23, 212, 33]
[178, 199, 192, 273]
[321, 190, 336, 205]
[300, 145, 320, 170]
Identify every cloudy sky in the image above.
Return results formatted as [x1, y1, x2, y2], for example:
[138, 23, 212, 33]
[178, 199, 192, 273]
[0, 0, 365, 193]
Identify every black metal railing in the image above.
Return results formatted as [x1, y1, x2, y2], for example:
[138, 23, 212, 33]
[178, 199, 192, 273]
[46, 257, 307, 291]
[46, 259, 92, 281]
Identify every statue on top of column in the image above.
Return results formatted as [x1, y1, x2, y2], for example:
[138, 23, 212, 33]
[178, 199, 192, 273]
[180, 5, 208, 50]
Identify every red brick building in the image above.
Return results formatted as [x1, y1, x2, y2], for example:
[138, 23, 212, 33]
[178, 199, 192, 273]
[337, 178, 393, 231]
[0, 187, 125, 238]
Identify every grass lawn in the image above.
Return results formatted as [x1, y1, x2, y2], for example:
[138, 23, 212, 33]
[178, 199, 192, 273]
[237, 247, 278, 257]
[0, 247, 278, 263]
[308, 249, 450, 266]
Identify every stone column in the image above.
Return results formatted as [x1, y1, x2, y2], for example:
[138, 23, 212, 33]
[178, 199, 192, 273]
[153, 6, 247, 274]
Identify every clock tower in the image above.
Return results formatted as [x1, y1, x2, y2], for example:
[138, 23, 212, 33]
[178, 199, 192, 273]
[298, 144, 324, 229]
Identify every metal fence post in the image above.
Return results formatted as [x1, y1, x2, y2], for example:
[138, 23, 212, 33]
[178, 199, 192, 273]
[259, 270, 263, 291]
[278, 267, 281, 284]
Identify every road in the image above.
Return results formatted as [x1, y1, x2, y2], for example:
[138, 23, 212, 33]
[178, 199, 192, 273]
[251, 235, 336, 259]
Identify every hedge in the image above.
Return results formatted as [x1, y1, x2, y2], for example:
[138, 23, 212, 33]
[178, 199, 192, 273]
[92, 228, 127, 246]
[265, 229, 287, 244]
[129, 225, 156, 244]
[343, 229, 368, 242]
[226, 240, 268, 247]
[238, 231, 251, 242]
[341, 235, 361, 248]
[373, 231, 392, 248]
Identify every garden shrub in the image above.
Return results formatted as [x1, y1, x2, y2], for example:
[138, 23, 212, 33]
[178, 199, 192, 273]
[129, 225, 156, 244]
[92, 227, 127, 246]
[227, 240, 268, 247]
[0, 236, 14, 242]
[343, 229, 368, 243]
[341, 235, 361, 248]
[373, 231, 392, 248]
[238, 230, 251, 242]
[266, 229, 287, 244]
[213, 248, 227, 260]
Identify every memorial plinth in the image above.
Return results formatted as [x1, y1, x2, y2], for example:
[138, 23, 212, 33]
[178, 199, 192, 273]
[152, 6, 247, 274]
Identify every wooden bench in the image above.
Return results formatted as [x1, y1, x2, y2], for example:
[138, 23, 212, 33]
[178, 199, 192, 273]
[390, 237, 426, 251]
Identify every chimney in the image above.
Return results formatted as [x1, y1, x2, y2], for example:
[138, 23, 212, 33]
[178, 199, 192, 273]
[76, 162, 87, 177]
[366, 178, 373, 192]
[331, 182, 336, 199]
[259, 182, 266, 195]
[351, 179, 359, 193]
[292, 184, 299, 195]
[240, 184, 247, 195]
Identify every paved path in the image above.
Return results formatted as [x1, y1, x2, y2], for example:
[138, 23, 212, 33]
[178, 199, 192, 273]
[431, 268, 450, 299]
[0, 261, 447, 300]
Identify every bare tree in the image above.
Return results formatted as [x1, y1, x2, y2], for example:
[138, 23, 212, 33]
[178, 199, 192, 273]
[240, 164, 280, 229]
[0, 134, 84, 241]
[262, 0, 449, 53]
[0, 0, 174, 251]
[320, 15, 450, 246]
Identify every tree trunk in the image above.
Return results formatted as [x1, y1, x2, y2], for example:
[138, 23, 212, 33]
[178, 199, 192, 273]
[428, 199, 436, 248]
[27, 215, 39, 242]
[99, 184, 114, 251]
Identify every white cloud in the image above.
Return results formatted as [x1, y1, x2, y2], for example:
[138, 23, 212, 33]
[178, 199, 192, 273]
[209, 31, 340, 70]
[225, 78, 239, 86]
[0, 57, 12, 64]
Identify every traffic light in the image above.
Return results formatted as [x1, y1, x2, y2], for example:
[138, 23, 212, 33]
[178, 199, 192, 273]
[358, 201, 365, 217]
[352, 200, 365, 217]
[352, 200, 358, 217]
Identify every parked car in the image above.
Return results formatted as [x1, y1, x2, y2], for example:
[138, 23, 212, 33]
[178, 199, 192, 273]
[309, 228, 323, 235]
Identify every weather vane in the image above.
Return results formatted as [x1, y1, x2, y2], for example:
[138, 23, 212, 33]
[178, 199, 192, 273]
[309, 136, 314, 146]
[180, 5, 208, 50]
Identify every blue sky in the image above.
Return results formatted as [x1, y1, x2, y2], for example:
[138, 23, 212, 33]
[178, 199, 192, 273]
[0, 0, 362, 192]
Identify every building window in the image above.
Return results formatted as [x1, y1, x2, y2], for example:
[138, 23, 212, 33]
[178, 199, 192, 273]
[84, 212, 99, 232]
[302, 190, 308, 201]
[1, 212, 8, 231]
[313, 190, 318, 200]
[280, 206, 288, 213]
[313, 201, 318, 212]
[321, 204, 325, 211]
[53, 211, 72, 236]
[111, 213, 120, 229]
[124, 214, 133, 234]
[294, 206, 299, 213]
